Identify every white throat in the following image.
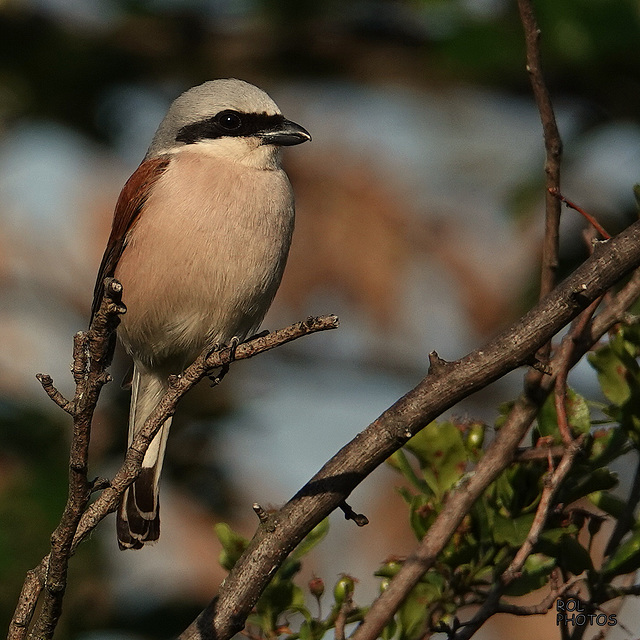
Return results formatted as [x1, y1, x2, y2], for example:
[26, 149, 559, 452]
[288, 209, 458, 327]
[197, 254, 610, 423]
[171, 137, 283, 170]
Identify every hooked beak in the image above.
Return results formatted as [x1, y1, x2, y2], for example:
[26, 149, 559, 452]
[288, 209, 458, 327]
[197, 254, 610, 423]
[259, 119, 312, 146]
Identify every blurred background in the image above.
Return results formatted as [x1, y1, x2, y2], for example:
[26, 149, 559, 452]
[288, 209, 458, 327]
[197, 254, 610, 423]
[2, 0, 640, 638]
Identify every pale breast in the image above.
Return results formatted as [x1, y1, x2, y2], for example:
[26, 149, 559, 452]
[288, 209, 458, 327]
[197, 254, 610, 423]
[115, 149, 295, 370]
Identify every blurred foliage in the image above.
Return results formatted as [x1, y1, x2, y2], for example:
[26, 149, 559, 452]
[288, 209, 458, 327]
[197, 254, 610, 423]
[430, 0, 640, 117]
[1, 0, 640, 142]
[216, 318, 640, 640]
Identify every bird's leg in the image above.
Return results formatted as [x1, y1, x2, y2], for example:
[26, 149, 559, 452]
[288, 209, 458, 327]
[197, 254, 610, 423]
[208, 337, 239, 386]
[228, 336, 240, 361]
[206, 342, 223, 386]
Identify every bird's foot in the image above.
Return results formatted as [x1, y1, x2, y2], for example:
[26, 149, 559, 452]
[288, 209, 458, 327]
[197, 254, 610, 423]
[208, 337, 239, 386]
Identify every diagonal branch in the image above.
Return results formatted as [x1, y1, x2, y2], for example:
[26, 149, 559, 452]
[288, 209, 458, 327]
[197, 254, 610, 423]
[352, 259, 640, 640]
[179, 221, 640, 640]
[70, 314, 340, 552]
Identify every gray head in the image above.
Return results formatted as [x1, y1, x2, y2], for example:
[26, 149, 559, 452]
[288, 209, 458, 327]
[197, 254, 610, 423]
[146, 79, 310, 159]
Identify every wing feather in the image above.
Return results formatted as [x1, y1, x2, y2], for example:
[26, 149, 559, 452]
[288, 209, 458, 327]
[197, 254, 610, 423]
[90, 156, 171, 321]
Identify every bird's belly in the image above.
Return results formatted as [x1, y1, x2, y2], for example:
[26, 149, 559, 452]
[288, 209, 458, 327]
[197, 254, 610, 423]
[114, 156, 294, 371]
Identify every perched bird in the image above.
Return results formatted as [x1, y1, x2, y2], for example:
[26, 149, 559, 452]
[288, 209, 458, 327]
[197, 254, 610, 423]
[91, 79, 311, 549]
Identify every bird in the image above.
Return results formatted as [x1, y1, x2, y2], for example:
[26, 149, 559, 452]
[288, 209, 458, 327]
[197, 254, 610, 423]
[91, 79, 311, 549]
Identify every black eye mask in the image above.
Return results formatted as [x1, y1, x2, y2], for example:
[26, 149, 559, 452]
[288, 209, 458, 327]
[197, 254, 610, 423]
[176, 111, 286, 144]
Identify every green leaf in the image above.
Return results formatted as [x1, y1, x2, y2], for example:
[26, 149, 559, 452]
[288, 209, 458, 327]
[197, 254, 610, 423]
[419, 570, 446, 596]
[539, 526, 579, 545]
[503, 553, 555, 596]
[588, 491, 628, 519]
[588, 427, 631, 467]
[292, 518, 329, 560]
[589, 329, 640, 421]
[602, 530, 640, 579]
[495, 401, 515, 430]
[298, 617, 327, 640]
[561, 467, 618, 504]
[382, 617, 398, 640]
[279, 557, 302, 580]
[406, 421, 468, 498]
[388, 449, 430, 494]
[537, 388, 591, 441]
[589, 347, 632, 407]
[397, 582, 433, 640]
[215, 522, 248, 571]
[408, 494, 436, 540]
[489, 464, 543, 516]
[257, 580, 305, 629]
[492, 512, 535, 547]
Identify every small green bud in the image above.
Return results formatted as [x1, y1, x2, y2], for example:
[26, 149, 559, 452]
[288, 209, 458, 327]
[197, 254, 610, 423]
[333, 575, 355, 604]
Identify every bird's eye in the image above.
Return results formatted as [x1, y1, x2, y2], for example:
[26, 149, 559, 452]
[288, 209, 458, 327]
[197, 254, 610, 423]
[217, 111, 243, 131]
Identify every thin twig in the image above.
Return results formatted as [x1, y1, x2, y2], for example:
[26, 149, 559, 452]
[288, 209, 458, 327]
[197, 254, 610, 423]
[335, 596, 354, 640]
[454, 568, 582, 637]
[76, 315, 340, 553]
[517, 0, 564, 408]
[517, 0, 563, 303]
[494, 575, 584, 616]
[553, 296, 603, 444]
[35, 374, 74, 414]
[503, 436, 585, 583]
[549, 188, 612, 240]
[515, 444, 566, 461]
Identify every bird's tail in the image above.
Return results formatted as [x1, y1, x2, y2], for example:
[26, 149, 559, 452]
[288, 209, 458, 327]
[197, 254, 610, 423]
[117, 365, 171, 550]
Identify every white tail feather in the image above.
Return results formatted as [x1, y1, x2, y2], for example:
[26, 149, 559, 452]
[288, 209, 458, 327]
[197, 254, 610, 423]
[117, 365, 172, 548]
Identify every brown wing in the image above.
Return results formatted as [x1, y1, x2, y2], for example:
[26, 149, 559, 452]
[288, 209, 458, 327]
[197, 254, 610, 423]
[90, 156, 171, 322]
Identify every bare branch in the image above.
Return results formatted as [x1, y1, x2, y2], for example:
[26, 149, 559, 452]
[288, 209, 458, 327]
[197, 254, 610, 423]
[23, 278, 125, 640]
[554, 295, 603, 444]
[494, 575, 584, 616]
[35, 374, 73, 414]
[517, 0, 563, 302]
[514, 444, 566, 462]
[348, 243, 640, 640]
[178, 221, 640, 640]
[549, 188, 612, 240]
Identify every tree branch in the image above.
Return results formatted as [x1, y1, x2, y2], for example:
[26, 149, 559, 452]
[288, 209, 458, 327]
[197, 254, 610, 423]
[517, 0, 563, 302]
[24, 279, 124, 640]
[503, 436, 585, 584]
[349, 256, 640, 640]
[178, 222, 640, 640]
[8, 303, 339, 640]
